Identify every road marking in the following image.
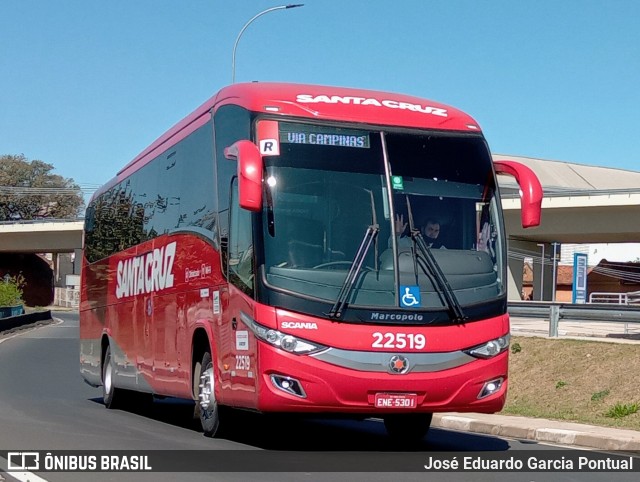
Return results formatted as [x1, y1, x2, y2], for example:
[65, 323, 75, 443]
[0, 456, 49, 482]
[0, 319, 64, 345]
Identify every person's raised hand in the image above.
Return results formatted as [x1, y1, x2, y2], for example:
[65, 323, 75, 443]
[395, 213, 407, 236]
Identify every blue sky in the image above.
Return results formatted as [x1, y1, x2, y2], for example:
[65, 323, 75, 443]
[1, 0, 639, 194]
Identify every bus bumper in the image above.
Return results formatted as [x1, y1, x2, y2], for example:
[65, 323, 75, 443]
[254, 345, 508, 414]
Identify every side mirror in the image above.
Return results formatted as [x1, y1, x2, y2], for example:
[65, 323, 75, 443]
[224, 140, 263, 212]
[494, 160, 543, 228]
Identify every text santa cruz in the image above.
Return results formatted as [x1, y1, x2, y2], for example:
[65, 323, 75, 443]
[296, 94, 448, 117]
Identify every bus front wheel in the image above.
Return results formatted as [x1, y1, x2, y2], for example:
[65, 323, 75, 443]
[196, 351, 220, 437]
[383, 413, 433, 441]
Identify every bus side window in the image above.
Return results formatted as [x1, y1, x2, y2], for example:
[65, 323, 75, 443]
[228, 177, 254, 297]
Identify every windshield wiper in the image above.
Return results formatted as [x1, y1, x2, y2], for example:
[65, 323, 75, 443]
[405, 197, 466, 323]
[410, 231, 466, 322]
[328, 224, 379, 319]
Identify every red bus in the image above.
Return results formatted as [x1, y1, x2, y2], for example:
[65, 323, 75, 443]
[80, 82, 542, 440]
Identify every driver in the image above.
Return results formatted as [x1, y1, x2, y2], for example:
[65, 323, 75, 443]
[390, 214, 445, 249]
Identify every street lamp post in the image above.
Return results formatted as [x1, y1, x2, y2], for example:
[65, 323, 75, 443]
[537, 243, 545, 301]
[231, 4, 304, 83]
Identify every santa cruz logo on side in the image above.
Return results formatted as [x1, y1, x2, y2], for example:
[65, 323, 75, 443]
[115, 242, 177, 299]
[296, 94, 448, 117]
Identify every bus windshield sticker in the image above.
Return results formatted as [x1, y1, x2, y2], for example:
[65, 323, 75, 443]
[391, 176, 404, 190]
[279, 123, 370, 148]
[260, 138, 279, 156]
[236, 331, 249, 351]
[400, 285, 421, 308]
[257, 120, 280, 156]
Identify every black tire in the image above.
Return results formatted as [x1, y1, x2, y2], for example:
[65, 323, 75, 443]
[383, 413, 433, 441]
[103, 345, 153, 412]
[195, 351, 221, 437]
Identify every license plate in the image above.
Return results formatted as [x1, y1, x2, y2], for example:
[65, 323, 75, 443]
[374, 393, 418, 409]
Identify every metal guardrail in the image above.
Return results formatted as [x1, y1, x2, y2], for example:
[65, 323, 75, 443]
[508, 301, 640, 337]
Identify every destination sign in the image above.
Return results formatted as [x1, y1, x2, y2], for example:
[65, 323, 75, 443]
[279, 123, 370, 148]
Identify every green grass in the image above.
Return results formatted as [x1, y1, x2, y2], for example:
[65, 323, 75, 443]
[591, 389, 610, 402]
[605, 403, 639, 419]
[502, 336, 640, 430]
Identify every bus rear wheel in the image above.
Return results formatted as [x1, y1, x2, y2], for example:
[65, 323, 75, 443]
[196, 351, 220, 437]
[103, 344, 153, 411]
[383, 413, 433, 441]
[102, 345, 124, 409]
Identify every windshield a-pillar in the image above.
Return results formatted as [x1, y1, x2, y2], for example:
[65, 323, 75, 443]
[258, 120, 506, 324]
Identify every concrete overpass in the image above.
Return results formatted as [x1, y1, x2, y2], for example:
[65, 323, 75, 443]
[1, 155, 640, 300]
[498, 155, 640, 244]
[0, 220, 84, 290]
[497, 155, 640, 301]
[0, 220, 83, 253]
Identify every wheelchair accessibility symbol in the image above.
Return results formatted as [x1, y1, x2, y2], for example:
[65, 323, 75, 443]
[400, 285, 421, 308]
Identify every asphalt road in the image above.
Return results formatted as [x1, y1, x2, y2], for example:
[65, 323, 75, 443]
[0, 311, 636, 482]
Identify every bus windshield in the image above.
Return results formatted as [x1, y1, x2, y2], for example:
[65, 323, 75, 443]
[260, 121, 504, 321]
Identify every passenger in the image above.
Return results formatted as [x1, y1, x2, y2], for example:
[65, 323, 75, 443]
[477, 220, 495, 257]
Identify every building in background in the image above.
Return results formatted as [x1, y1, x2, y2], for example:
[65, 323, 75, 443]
[520, 246, 640, 304]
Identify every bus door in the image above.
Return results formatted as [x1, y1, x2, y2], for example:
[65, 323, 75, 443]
[221, 285, 256, 405]
[221, 178, 258, 405]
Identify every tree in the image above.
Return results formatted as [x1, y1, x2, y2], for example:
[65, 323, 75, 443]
[0, 154, 84, 221]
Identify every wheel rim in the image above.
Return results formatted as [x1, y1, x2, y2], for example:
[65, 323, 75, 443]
[198, 365, 215, 415]
[104, 355, 113, 396]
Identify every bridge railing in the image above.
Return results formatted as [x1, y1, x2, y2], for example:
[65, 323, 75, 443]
[0, 218, 84, 225]
[508, 301, 640, 337]
[588, 292, 630, 304]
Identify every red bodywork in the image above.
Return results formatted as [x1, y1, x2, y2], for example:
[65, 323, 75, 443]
[80, 233, 508, 413]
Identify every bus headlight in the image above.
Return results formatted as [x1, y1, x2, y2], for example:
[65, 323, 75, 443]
[464, 334, 510, 359]
[281, 336, 297, 352]
[241, 313, 327, 355]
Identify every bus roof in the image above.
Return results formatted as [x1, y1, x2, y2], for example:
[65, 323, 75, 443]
[215, 82, 481, 130]
[99, 82, 482, 198]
